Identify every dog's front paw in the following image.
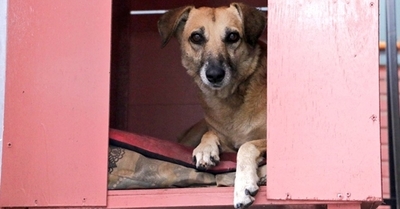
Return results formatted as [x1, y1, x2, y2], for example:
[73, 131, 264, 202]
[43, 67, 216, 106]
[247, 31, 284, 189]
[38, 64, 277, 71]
[192, 141, 220, 169]
[233, 172, 259, 209]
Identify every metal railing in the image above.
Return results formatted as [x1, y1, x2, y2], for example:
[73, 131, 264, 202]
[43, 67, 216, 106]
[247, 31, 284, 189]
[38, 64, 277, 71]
[384, 0, 400, 208]
[130, 7, 268, 15]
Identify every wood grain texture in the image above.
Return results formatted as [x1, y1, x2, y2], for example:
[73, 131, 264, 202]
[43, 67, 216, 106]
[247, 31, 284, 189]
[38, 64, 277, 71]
[267, 0, 381, 201]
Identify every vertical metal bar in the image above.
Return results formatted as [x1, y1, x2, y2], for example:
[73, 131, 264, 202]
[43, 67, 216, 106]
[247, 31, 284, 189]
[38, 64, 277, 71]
[385, 0, 400, 208]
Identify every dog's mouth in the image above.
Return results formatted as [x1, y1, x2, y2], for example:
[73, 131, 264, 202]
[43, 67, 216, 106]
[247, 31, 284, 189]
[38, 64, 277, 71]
[200, 61, 232, 90]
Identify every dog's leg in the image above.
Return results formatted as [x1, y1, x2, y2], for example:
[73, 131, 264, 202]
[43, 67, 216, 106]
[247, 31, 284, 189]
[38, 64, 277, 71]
[234, 139, 266, 209]
[192, 131, 220, 169]
[177, 118, 208, 147]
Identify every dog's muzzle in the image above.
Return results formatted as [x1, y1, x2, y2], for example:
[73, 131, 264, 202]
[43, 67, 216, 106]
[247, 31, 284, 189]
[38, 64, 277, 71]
[200, 60, 231, 89]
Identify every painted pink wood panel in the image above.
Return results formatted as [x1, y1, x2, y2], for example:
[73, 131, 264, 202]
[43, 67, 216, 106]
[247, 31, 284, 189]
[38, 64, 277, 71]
[107, 187, 370, 208]
[0, 0, 111, 207]
[267, 0, 381, 201]
[108, 187, 265, 208]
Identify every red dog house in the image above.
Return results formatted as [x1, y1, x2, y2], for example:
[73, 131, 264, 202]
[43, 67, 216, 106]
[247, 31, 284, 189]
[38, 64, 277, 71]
[0, 0, 382, 208]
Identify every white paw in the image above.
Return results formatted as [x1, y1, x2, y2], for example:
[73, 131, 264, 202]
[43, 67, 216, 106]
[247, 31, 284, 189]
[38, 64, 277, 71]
[192, 141, 220, 169]
[233, 170, 259, 209]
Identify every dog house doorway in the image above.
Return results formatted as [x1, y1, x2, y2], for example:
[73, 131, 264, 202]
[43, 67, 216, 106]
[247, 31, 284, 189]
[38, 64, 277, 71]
[109, 0, 267, 142]
[108, 0, 268, 191]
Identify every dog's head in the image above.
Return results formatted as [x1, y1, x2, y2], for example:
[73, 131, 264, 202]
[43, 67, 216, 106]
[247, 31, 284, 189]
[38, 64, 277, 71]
[158, 3, 266, 98]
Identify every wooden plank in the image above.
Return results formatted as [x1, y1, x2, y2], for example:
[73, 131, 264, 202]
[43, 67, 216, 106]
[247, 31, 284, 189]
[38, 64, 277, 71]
[328, 204, 361, 209]
[0, 0, 111, 207]
[107, 187, 365, 208]
[267, 0, 381, 201]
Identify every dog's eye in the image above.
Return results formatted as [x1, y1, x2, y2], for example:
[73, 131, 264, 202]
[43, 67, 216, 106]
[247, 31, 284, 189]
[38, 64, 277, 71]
[226, 32, 240, 43]
[190, 33, 205, 45]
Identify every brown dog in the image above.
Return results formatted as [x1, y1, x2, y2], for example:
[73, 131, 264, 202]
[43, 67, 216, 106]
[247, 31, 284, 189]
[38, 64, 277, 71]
[158, 3, 266, 208]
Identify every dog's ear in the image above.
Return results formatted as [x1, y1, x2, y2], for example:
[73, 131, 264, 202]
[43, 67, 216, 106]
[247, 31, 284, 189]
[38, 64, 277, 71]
[231, 3, 266, 47]
[158, 6, 194, 48]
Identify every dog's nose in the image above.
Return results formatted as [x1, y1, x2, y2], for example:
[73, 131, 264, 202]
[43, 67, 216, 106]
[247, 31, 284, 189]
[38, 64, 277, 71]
[206, 67, 225, 84]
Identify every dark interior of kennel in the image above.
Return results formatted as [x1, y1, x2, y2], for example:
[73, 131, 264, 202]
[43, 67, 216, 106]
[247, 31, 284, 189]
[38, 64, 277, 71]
[109, 0, 267, 143]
